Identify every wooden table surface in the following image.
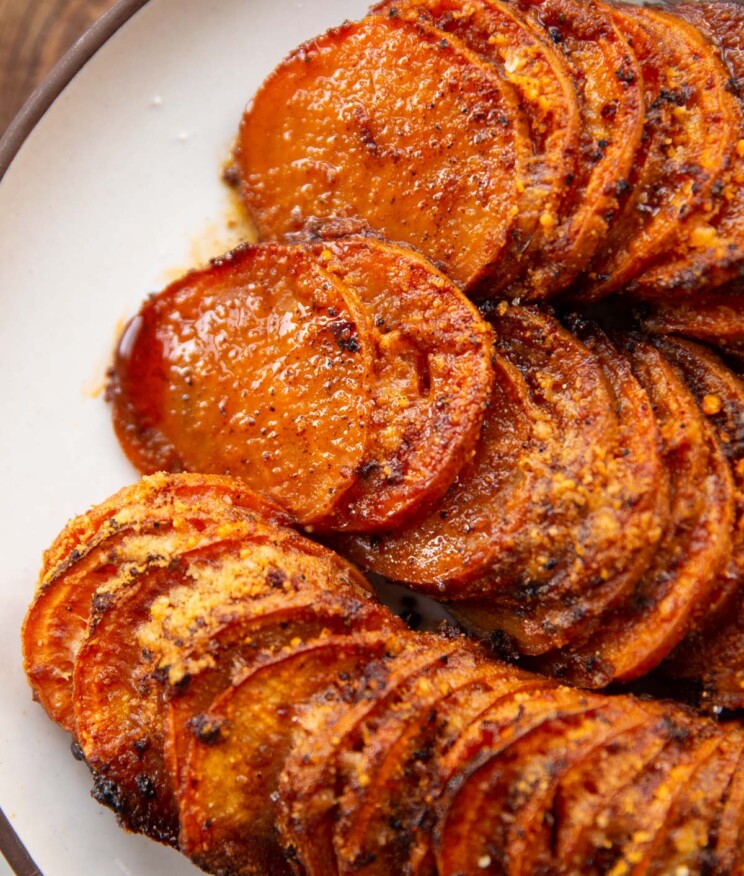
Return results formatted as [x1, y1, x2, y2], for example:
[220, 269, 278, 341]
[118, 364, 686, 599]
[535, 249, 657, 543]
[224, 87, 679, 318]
[0, 0, 119, 133]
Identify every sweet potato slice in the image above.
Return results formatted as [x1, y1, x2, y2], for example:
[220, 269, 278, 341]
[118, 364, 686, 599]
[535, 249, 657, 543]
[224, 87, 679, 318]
[644, 732, 740, 876]
[553, 703, 676, 869]
[589, 5, 740, 300]
[277, 635, 475, 876]
[639, 289, 744, 361]
[644, 339, 744, 710]
[235, 14, 533, 292]
[629, 0, 744, 297]
[178, 632, 405, 876]
[566, 717, 719, 875]
[712, 739, 744, 871]
[436, 699, 646, 875]
[22, 473, 285, 729]
[457, 319, 670, 653]
[371, 0, 582, 298]
[338, 305, 614, 599]
[72, 536, 375, 845]
[299, 231, 494, 532]
[538, 338, 735, 686]
[327, 665, 552, 876]
[505, 0, 644, 296]
[108, 243, 376, 524]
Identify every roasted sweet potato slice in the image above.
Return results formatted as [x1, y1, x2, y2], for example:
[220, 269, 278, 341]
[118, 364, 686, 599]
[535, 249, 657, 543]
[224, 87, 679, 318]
[338, 304, 614, 596]
[590, 5, 740, 300]
[644, 732, 740, 876]
[372, 0, 582, 298]
[178, 632, 405, 876]
[328, 664, 551, 876]
[457, 319, 670, 653]
[552, 703, 674, 869]
[566, 715, 718, 875]
[72, 535, 374, 845]
[277, 635, 474, 876]
[108, 242, 376, 524]
[639, 289, 744, 361]
[645, 339, 744, 710]
[505, 0, 644, 296]
[538, 338, 735, 686]
[712, 739, 744, 871]
[235, 14, 533, 293]
[340, 304, 640, 654]
[22, 473, 285, 729]
[298, 231, 493, 532]
[629, 0, 744, 297]
[436, 699, 645, 875]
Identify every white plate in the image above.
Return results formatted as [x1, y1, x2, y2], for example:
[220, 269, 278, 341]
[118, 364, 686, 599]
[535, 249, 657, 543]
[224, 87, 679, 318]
[0, 1, 370, 872]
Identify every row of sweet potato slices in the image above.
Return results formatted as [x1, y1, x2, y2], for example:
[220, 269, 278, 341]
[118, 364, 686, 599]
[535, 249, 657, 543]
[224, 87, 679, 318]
[21, 473, 744, 875]
[234, 0, 744, 306]
[106, 230, 744, 710]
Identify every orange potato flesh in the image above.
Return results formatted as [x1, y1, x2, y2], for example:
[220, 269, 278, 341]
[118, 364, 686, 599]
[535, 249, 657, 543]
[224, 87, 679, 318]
[590, 5, 741, 299]
[108, 243, 375, 524]
[235, 14, 531, 292]
[277, 635, 471, 876]
[629, 0, 744, 297]
[538, 338, 735, 686]
[329, 668, 551, 876]
[644, 734, 741, 876]
[337, 304, 617, 603]
[162, 595, 394, 797]
[22, 473, 286, 730]
[639, 289, 744, 360]
[372, 0, 582, 298]
[567, 724, 719, 875]
[437, 702, 647, 876]
[649, 339, 744, 711]
[301, 233, 494, 532]
[72, 538, 375, 845]
[459, 320, 670, 653]
[178, 634, 401, 876]
[505, 0, 644, 296]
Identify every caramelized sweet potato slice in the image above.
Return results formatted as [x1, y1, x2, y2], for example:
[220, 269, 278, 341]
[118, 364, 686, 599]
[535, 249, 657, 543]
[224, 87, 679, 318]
[178, 632, 404, 876]
[552, 704, 675, 868]
[458, 319, 670, 653]
[300, 232, 493, 532]
[22, 473, 285, 729]
[567, 717, 718, 875]
[72, 537, 374, 844]
[596, 5, 740, 300]
[630, 0, 744, 297]
[539, 338, 735, 686]
[712, 739, 744, 871]
[277, 635, 473, 876]
[338, 305, 618, 627]
[665, 332, 743, 710]
[372, 0, 582, 298]
[235, 14, 532, 292]
[108, 243, 375, 524]
[639, 289, 744, 360]
[328, 664, 551, 876]
[436, 700, 643, 876]
[506, 0, 644, 296]
[644, 732, 740, 875]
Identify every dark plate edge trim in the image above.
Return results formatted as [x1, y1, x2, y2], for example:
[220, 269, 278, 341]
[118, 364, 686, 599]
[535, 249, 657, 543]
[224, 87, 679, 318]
[0, 3, 152, 867]
[0, 0, 150, 182]
[0, 807, 42, 876]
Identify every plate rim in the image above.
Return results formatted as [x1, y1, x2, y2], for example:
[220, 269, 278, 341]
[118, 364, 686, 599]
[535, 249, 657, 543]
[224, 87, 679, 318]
[0, 0, 149, 183]
[0, 3, 147, 874]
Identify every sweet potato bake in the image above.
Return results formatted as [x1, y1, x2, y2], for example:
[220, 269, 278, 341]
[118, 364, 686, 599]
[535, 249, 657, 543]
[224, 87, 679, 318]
[24, 0, 744, 872]
[23, 475, 744, 874]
